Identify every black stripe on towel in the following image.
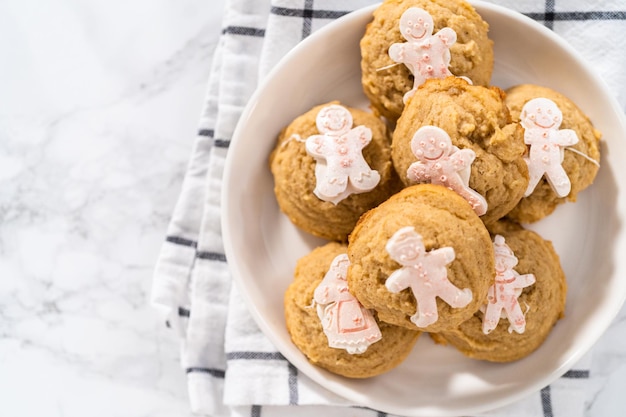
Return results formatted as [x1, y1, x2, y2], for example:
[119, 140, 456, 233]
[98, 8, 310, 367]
[198, 128, 214, 137]
[196, 251, 227, 262]
[525, 10, 626, 21]
[186, 367, 226, 378]
[563, 369, 590, 378]
[213, 139, 230, 148]
[541, 385, 553, 417]
[301, 0, 314, 38]
[226, 351, 287, 361]
[222, 26, 266, 37]
[250, 405, 262, 417]
[165, 235, 198, 248]
[288, 362, 298, 405]
[270, 6, 349, 20]
[351, 406, 388, 416]
[543, 0, 556, 29]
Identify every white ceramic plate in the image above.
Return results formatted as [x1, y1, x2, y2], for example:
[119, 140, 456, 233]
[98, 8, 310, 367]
[222, 2, 626, 416]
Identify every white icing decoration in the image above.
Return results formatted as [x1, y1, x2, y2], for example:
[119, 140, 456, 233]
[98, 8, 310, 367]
[407, 125, 487, 216]
[305, 105, 381, 205]
[521, 97, 580, 198]
[481, 235, 536, 334]
[388, 7, 470, 103]
[385, 226, 472, 328]
[313, 254, 382, 354]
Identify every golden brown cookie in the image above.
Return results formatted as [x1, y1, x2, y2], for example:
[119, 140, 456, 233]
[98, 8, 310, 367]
[360, 0, 494, 122]
[432, 221, 566, 362]
[284, 242, 420, 378]
[391, 77, 529, 225]
[504, 84, 602, 223]
[269, 101, 399, 242]
[347, 184, 494, 333]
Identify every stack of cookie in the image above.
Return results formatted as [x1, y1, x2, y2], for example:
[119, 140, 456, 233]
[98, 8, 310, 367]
[271, 0, 601, 378]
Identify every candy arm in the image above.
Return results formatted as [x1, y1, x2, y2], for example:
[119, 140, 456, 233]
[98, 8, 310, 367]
[386, 269, 410, 293]
[435, 246, 455, 264]
[513, 272, 536, 288]
[436, 27, 457, 46]
[389, 42, 420, 69]
[450, 148, 475, 170]
[407, 161, 429, 183]
[556, 129, 580, 147]
[388, 43, 404, 63]
[305, 135, 326, 158]
[353, 125, 372, 148]
[523, 129, 540, 146]
[313, 281, 338, 304]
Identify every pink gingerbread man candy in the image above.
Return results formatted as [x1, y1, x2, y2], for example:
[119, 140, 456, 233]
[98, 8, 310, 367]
[314, 253, 382, 354]
[407, 125, 488, 216]
[521, 97, 579, 198]
[388, 7, 460, 103]
[385, 226, 472, 328]
[481, 235, 536, 335]
[305, 105, 381, 205]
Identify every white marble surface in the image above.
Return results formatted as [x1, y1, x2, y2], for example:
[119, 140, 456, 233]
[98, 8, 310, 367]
[1, 0, 222, 415]
[1, 1, 626, 416]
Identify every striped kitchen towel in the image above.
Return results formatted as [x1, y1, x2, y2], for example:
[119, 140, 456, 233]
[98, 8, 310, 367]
[151, 0, 626, 416]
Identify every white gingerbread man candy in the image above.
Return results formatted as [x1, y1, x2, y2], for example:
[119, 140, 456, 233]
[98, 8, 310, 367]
[314, 253, 382, 354]
[305, 105, 381, 205]
[385, 226, 472, 328]
[521, 97, 579, 198]
[407, 125, 488, 216]
[388, 7, 465, 103]
[481, 235, 536, 334]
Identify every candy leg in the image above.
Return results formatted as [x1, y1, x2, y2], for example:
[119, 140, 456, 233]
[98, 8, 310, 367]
[482, 302, 503, 334]
[411, 295, 438, 328]
[314, 172, 347, 200]
[524, 164, 545, 197]
[505, 299, 527, 334]
[350, 169, 380, 191]
[545, 165, 571, 197]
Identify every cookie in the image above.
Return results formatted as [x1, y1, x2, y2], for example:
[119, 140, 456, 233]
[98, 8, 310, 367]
[269, 101, 399, 242]
[504, 84, 602, 223]
[432, 221, 566, 362]
[347, 184, 494, 333]
[392, 77, 529, 224]
[360, 0, 494, 122]
[284, 242, 420, 378]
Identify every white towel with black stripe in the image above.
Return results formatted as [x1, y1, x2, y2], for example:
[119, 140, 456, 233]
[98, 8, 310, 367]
[151, 0, 626, 416]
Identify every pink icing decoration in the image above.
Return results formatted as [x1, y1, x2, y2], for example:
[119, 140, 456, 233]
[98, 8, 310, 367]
[407, 125, 488, 216]
[482, 235, 536, 334]
[313, 253, 382, 354]
[521, 97, 579, 198]
[385, 226, 472, 328]
[388, 7, 465, 103]
[305, 105, 381, 205]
